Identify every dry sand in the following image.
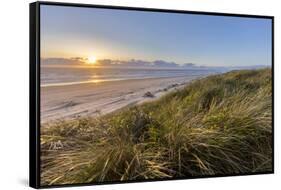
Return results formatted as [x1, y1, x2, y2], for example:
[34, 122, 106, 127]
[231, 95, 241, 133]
[41, 76, 203, 124]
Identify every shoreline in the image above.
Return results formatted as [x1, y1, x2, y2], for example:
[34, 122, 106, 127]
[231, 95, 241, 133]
[41, 75, 201, 88]
[41, 75, 207, 124]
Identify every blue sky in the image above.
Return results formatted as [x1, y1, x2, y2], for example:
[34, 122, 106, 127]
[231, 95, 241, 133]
[41, 5, 272, 67]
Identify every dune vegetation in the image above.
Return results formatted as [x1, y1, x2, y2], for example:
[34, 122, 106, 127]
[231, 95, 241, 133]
[40, 68, 272, 186]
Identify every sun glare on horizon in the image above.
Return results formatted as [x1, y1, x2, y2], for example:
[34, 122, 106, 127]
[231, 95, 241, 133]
[87, 56, 97, 64]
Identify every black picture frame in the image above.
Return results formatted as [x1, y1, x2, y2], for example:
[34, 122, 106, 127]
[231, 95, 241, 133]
[29, 1, 274, 189]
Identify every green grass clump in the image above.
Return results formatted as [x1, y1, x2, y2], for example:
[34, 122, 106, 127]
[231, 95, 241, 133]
[41, 68, 272, 185]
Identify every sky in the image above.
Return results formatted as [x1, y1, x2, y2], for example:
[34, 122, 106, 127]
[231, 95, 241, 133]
[40, 5, 272, 67]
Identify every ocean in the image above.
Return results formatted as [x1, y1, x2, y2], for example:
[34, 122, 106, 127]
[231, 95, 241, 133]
[41, 66, 222, 87]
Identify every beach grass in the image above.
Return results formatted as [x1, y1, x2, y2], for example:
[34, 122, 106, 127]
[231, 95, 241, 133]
[40, 68, 272, 185]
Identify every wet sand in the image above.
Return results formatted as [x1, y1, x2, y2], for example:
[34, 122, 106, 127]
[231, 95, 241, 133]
[40, 76, 203, 124]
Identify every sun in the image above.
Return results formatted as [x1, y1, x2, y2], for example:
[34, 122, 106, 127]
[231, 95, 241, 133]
[88, 56, 97, 64]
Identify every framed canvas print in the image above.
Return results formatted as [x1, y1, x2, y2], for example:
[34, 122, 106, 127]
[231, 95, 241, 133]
[29, 1, 274, 188]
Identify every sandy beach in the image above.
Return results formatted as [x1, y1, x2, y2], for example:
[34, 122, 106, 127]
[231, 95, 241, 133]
[41, 76, 204, 123]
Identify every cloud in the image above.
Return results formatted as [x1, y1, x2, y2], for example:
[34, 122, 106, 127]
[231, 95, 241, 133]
[96, 59, 115, 66]
[182, 63, 196, 67]
[42, 57, 205, 69]
[152, 60, 178, 67]
[41, 57, 87, 65]
[95, 59, 182, 68]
